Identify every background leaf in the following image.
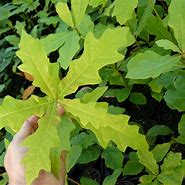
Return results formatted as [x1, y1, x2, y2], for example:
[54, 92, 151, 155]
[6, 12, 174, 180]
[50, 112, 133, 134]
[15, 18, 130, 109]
[126, 50, 181, 79]
[112, 0, 138, 25]
[168, 0, 185, 52]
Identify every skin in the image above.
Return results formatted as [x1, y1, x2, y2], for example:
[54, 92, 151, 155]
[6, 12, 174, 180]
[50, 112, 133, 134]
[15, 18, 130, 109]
[4, 104, 66, 185]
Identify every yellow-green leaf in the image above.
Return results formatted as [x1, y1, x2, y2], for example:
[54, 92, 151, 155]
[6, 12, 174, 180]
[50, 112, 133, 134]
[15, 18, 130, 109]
[61, 98, 158, 174]
[22, 102, 61, 184]
[0, 95, 51, 131]
[112, 0, 138, 25]
[59, 27, 134, 98]
[16, 31, 60, 98]
[56, 2, 74, 28]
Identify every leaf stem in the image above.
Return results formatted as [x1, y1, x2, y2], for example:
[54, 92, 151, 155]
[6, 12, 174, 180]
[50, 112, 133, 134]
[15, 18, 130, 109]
[148, 0, 162, 22]
[67, 177, 81, 185]
[127, 22, 141, 50]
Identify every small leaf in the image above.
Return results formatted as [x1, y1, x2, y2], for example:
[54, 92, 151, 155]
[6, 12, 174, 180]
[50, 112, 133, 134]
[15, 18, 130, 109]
[158, 152, 184, 185]
[81, 86, 108, 103]
[104, 88, 130, 102]
[146, 125, 172, 138]
[152, 143, 171, 162]
[112, 0, 138, 25]
[56, 2, 74, 27]
[78, 145, 101, 164]
[161, 152, 181, 171]
[156, 39, 181, 53]
[176, 114, 185, 144]
[164, 89, 185, 111]
[0, 85, 5, 93]
[71, 132, 97, 149]
[108, 105, 125, 115]
[103, 169, 122, 185]
[123, 160, 144, 176]
[126, 50, 181, 79]
[129, 92, 147, 105]
[102, 146, 123, 169]
[71, 0, 89, 26]
[80, 177, 100, 185]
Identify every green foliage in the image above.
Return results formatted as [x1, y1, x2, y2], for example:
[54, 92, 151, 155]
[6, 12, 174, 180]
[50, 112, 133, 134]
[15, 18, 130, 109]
[1, 0, 185, 184]
[126, 50, 181, 79]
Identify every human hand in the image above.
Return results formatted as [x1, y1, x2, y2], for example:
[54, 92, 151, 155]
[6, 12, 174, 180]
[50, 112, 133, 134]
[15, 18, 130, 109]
[4, 104, 65, 185]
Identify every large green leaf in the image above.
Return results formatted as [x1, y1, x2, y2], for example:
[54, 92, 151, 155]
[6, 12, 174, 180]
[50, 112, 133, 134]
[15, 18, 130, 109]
[61, 98, 158, 174]
[126, 50, 181, 79]
[59, 27, 134, 97]
[16, 31, 60, 98]
[41, 31, 80, 69]
[0, 95, 51, 131]
[168, 0, 185, 52]
[22, 102, 61, 185]
[112, 0, 138, 25]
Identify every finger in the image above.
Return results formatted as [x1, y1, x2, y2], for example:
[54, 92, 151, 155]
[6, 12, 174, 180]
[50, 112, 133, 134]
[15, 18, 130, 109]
[57, 103, 65, 116]
[14, 116, 39, 142]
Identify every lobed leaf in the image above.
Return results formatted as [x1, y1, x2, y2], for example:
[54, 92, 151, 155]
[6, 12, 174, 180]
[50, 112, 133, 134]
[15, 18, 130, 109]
[59, 27, 134, 98]
[16, 31, 60, 98]
[22, 102, 61, 185]
[0, 95, 51, 131]
[41, 31, 80, 69]
[61, 98, 158, 174]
